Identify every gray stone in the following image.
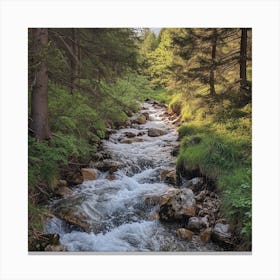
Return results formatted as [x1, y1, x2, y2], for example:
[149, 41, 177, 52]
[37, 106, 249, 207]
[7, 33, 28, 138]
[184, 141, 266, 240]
[159, 188, 196, 222]
[148, 128, 167, 137]
[212, 223, 232, 245]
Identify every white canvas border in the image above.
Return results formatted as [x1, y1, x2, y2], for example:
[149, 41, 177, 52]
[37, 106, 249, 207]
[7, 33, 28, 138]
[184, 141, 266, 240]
[0, 0, 279, 279]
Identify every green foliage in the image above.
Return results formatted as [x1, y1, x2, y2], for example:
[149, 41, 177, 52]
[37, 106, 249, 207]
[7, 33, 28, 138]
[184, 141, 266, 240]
[219, 168, 252, 241]
[144, 29, 174, 87]
[28, 133, 92, 189]
[28, 203, 46, 232]
[48, 83, 104, 140]
[105, 74, 171, 104]
[177, 110, 251, 246]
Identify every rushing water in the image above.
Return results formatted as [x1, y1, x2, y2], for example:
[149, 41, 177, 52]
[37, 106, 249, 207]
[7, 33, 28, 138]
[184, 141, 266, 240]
[46, 102, 222, 252]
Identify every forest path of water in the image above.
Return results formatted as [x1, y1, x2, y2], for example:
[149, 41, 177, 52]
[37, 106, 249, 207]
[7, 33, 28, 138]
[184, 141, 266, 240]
[45, 102, 222, 252]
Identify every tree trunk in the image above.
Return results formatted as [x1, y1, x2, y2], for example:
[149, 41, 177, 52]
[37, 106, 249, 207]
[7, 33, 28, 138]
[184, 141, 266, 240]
[210, 28, 217, 94]
[240, 28, 248, 90]
[70, 28, 79, 94]
[31, 28, 50, 140]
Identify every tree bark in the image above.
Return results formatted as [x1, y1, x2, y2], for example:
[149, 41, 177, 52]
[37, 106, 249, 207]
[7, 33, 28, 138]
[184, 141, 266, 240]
[70, 28, 79, 94]
[209, 28, 217, 94]
[240, 28, 248, 90]
[31, 28, 50, 140]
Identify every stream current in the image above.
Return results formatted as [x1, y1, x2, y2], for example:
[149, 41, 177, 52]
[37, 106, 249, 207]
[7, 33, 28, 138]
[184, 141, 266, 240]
[46, 102, 222, 252]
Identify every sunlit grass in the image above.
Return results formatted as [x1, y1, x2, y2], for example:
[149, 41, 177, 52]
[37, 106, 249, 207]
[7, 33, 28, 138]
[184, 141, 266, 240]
[176, 106, 252, 245]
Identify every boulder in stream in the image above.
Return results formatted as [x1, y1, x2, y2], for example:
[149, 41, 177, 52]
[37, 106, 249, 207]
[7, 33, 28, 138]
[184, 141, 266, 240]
[176, 228, 194, 241]
[148, 128, 167, 137]
[94, 160, 123, 173]
[45, 244, 67, 252]
[187, 216, 202, 231]
[120, 138, 144, 144]
[144, 187, 181, 207]
[55, 186, 73, 197]
[54, 207, 92, 232]
[186, 177, 204, 192]
[142, 112, 149, 120]
[131, 114, 147, 125]
[212, 223, 232, 245]
[200, 227, 212, 243]
[81, 168, 97, 181]
[159, 188, 196, 222]
[160, 168, 178, 185]
[124, 131, 137, 138]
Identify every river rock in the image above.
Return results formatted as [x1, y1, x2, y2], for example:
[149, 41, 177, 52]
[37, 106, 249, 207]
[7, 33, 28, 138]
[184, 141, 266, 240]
[134, 138, 144, 142]
[106, 174, 116, 180]
[120, 138, 144, 144]
[200, 228, 212, 243]
[120, 138, 134, 144]
[176, 228, 194, 241]
[45, 244, 67, 252]
[159, 188, 196, 222]
[95, 160, 123, 173]
[200, 215, 210, 228]
[137, 131, 145, 136]
[148, 128, 167, 137]
[144, 187, 181, 206]
[55, 186, 73, 197]
[125, 131, 137, 138]
[187, 217, 201, 231]
[81, 168, 97, 181]
[198, 195, 221, 223]
[212, 223, 232, 245]
[142, 112, 149, 120]
[54, 207, 91, 232]
[160, 168, 178, 185]
[187, 177, 204, 192]
[131, 114, 147, 125]
[195, 190, 208, 202]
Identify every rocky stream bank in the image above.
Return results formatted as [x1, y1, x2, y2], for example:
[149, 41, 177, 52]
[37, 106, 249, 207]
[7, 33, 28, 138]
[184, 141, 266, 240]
[39, 101, 233, 252]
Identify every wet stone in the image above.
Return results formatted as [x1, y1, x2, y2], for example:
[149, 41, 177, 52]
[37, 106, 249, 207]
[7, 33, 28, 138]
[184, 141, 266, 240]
[200, 228, 212, 243]
[124, 131, 137, 138]
[159, 188, 196, 222]
[148, 128, 167, 137]
[176, 228, 194, 241]
[212, 223, 232, 245]
[81, 168, 97, 181]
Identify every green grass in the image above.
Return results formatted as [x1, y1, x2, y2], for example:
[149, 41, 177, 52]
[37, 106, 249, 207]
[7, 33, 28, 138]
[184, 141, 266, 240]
[176, 107, 252, 248]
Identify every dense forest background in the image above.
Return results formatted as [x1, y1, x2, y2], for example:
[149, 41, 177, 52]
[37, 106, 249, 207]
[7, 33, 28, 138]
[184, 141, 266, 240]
[28, 28, 252, 250]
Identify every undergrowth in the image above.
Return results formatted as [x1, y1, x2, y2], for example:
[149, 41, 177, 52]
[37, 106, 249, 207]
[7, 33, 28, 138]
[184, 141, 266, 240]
[176, 100, 252, 249]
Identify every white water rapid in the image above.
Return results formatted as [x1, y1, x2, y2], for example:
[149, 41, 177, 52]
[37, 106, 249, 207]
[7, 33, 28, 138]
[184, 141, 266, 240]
[45, 102, 222, 252]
